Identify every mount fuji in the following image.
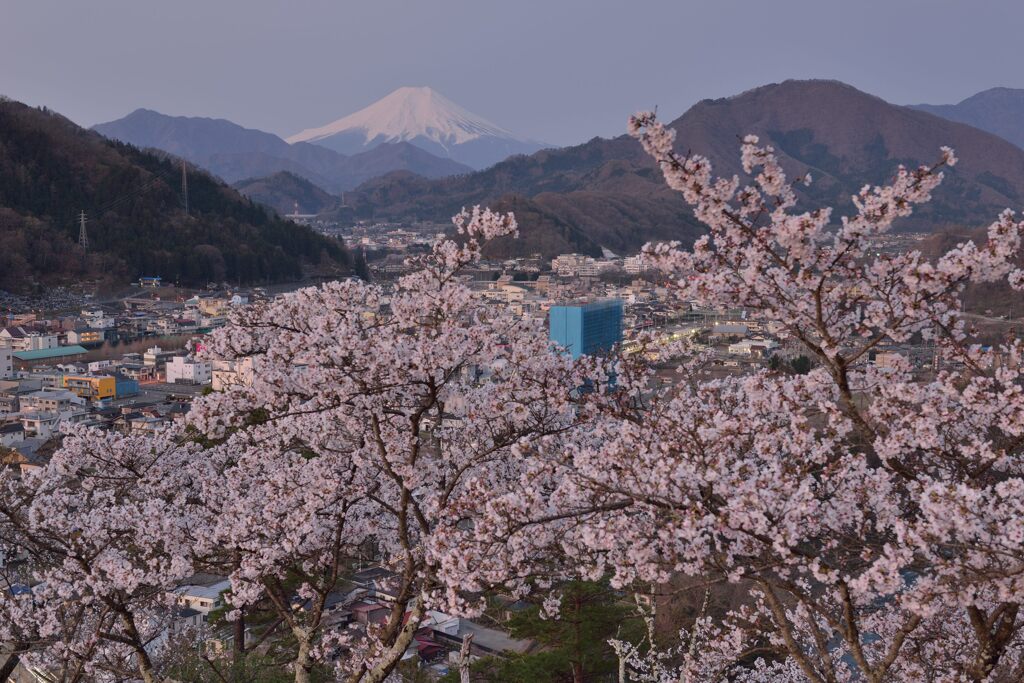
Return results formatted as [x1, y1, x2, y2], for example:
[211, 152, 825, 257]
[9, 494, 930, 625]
[286, 86, 548, 169]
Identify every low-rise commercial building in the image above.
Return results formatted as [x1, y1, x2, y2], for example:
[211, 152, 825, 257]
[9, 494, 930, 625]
[63, 375, 117, 402]
[166, 356, 212, 385]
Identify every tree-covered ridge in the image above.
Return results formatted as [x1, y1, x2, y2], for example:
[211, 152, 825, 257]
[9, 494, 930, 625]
[0, 98, 347, 290]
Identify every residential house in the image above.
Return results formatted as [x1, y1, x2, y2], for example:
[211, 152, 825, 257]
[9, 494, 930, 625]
[118, 362, 158, 382]
[0, 422, 25, 448]
[427, 611, 536, 657]
[143, 346, 181, 368]
[175, 575, 231, 619]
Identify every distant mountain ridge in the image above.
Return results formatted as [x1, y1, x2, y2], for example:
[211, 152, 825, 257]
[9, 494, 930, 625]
[92, 108, 470, 192]
[287, 87, 548, 169]
[346, 80, 1024, 258]
[911, 87, 1024, 150]
[0, 98, 347, 291]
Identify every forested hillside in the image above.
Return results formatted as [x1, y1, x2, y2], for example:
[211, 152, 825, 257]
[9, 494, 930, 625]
[0, 98, 347, 291]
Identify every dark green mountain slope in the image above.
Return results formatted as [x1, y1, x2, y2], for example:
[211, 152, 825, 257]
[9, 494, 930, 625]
[233, 171, 339, 216]
[0, 98, 347, 291]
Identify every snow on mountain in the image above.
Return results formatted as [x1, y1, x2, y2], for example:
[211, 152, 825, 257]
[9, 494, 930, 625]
[286, 87, 547, 169]
[287, 86, 511, 147]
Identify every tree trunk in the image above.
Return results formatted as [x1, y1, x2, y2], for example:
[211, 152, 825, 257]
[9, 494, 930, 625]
[0, 652, 21, 682]
[137, 658, 158, 683]
[357, 597, 426, 683]
[233, 608, 246, 682]
[117, 611, 158, 683]
[293, 627, 313, 683]
[967, 604, 1019, 682]
[459, 633, 474, 683]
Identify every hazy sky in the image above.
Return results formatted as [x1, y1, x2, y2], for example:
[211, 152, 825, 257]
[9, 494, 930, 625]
[3, 0, 1024, 145]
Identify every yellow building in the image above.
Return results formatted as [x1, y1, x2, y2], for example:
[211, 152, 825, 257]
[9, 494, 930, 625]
[63, 375, 116, 401]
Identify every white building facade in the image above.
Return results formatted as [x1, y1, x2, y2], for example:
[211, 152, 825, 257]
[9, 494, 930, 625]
[166, 356, 213, 385]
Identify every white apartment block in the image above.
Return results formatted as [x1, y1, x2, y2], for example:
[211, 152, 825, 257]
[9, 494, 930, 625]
[0, 347, 12, 380]
[551, 253, 593, 276]
[166, 355, 213, 385]
[624, 255, 651, 274]
[0, 327, 59, 352]
[551, 253, 620, 277]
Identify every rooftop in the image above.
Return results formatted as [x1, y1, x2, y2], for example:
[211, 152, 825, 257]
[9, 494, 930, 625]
[175, 578, 231, 600]
[13, 346, 88, 361]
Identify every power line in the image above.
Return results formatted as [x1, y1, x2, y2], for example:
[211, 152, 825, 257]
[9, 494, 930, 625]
[94, 172, 171, 214]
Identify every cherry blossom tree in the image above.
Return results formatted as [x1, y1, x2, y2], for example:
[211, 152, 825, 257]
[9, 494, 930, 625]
[183, 207, 588, 683]
[454, 116, 1024, 682]
[0, 428, 201, 683]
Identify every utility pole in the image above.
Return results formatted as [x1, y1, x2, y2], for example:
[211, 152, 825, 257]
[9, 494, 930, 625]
[78, 211, 89, 250]
[181, 158, 189, 216]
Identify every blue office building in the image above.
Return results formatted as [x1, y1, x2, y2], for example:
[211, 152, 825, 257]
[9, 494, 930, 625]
[549, 299, 624, 359]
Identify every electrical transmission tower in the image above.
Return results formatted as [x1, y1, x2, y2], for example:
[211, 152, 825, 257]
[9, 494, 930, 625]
[78, 211, 89, 250]
[181, 158, 189, 216]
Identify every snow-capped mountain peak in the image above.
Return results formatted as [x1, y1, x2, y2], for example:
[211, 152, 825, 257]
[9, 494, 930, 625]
[286, 87, 546, 169]
[288, 86, 512, 147]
